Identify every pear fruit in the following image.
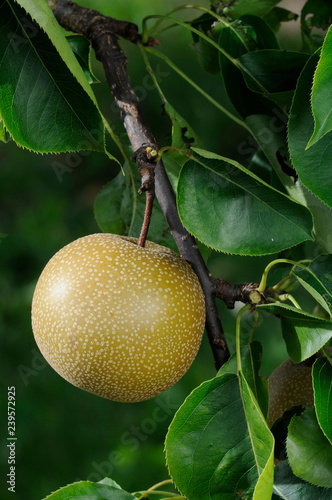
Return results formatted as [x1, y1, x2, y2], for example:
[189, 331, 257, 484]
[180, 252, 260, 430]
[31, 233, 206, 402]
[267, 358, 314, 427]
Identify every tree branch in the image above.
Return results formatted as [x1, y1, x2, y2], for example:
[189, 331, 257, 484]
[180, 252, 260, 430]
[48, 0, 230, 369]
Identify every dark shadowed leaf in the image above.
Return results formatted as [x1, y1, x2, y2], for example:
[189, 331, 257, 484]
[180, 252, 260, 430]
[273, 460, 332, 499]
[263, 7, 298, 32]
[218, 23, 276, 117]
[94, 162, 177, 252]
[236, 14, 280, 50]
[67, 34, 99, 84]
[162, 101, 202, 191]
[222, 0, 282, 19]
[301, 0, 332, 52]
[238, 50, 308, 93]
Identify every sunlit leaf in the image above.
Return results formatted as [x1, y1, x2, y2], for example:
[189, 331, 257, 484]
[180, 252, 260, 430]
[307, 27, 332, 148]
[43, 480, 135, 500]
[165, 371, 274, 500]
[288, 51, 332, 208]
[0, 0, 104, 153]
[313, 357, 332, 444]
[177, 148, 313, 255]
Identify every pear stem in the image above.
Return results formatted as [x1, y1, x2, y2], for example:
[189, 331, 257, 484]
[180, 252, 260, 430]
[138, 190, 155, 247]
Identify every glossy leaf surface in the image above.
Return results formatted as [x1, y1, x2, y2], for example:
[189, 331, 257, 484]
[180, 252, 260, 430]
[257, 303, 332, 362]
[43, 480, 135, 500]
[288, 51, 332, 208]
[67, 35, 99, 84]
[273, 460, 332, 499]
[293, 255, 332, 317]
[238, 50, 308, 93]
[307, 26, 332, 147]
[313, 357, 332, 444]
[166, 372, 274, 500]
[177, 148, 313, 255]
[0, 0, 104, 153]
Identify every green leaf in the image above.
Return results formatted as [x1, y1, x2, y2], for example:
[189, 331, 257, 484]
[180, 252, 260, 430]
[293, 255, 332, 317]
[290, 182, 332, 254]
[301, 0, 332, 52]
[301, 0, 332, 32]
[222, 0, 282, 19]
[288, 51, 332, 208]
[244, 341, 269, 419]
[239, 14, 280, 50]
[218, 24, 276, 118]
[287, 406, 332, 488]
[273, 460, 332, 499]
[162, 101, 202, 191]
[307, 27, 332, 148]
[248, 148, 273, 185]
[0, 119, 11, 143]
[177, 148, 313, 255]
[245, 113, 332, 252]
[238, 50, 309, 93]
[217, 342, 269, 419]
[67, 35, 99, 84]
[98, 478, 123, 489]
[165, 372, 274, 500]
[263, 7, 298, 32]
[245, 114, 297, 195]
[94, 171, 127, 236]
[257, 303, 332, 362]
[239, 371, 274, 499]
[43, 480, 135, 500]
[94, 162, 177, 252]
[0, 0, 104, 153]
[313, 357, 332, 444]
[164, 102, 202, 151]
[309, 255, 332, 295]
[194, 34, 220, 74]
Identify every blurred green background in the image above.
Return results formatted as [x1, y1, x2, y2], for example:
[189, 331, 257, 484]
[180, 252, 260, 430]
[0, 1, 316, 499]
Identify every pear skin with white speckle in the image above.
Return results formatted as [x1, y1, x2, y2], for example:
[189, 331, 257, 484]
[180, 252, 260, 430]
[267, 358, 314, 427]
[31, 233, 206, 402]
